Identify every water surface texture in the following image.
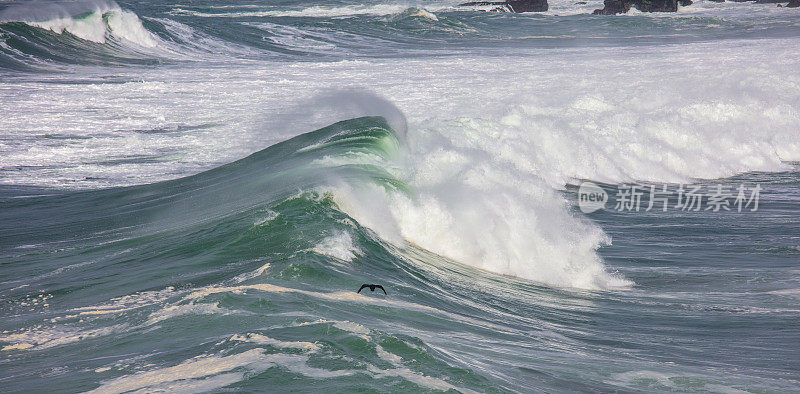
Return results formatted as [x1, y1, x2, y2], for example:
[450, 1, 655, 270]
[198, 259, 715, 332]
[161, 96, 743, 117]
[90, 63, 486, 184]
[1, 0, 799, 392]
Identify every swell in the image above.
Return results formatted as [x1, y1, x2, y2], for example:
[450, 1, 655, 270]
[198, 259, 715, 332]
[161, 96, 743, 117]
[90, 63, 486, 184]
[0, 117, 633, 392]
[4, 0, 800, 71]
[0, 116, 400, 249]
[0, 0, 272, 70]
[0, 0, 165, 69]
[0, 117, 401, 302]
[0, 116, 626, 299]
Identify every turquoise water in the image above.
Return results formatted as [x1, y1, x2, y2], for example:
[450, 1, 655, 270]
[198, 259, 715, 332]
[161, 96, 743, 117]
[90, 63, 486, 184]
[1, 0, 800, 392]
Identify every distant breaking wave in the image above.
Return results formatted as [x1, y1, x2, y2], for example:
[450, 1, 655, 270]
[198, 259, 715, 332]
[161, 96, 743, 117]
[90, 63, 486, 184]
[0, 0, 157, 46]
[0, 1, 465, 70]
[0, 0, 265, 69]
[3, 0, 799, 70]
[168, 4, 451, 18]
[0, 0, 167, 69]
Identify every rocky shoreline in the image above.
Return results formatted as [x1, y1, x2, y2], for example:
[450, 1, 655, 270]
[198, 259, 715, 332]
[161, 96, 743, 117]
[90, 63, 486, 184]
[457, 0, 548, 12]
[458, 0, 800, 14]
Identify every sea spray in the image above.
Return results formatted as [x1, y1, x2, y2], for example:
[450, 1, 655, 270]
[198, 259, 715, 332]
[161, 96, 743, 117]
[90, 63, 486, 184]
[0, 0, 157, 46]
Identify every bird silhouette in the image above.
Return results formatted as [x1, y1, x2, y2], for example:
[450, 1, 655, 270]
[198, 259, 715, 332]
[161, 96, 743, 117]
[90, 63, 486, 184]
[357, 284, 386, 295]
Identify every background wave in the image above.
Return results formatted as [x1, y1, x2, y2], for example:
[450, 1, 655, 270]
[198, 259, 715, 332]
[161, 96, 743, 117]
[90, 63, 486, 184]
[2, 0, 799, 70]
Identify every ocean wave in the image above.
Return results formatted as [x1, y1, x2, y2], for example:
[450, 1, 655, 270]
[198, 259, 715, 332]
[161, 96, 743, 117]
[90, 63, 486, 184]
[0, 116, 628, 290]
[0, 0, 166, 69]
[0, 0, 266, 69]
[168, 5, 450, 19]
[0, 0, 157, 46]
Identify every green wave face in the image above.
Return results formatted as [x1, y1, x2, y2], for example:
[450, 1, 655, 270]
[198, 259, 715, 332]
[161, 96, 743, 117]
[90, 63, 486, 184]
[3, 108, 800, 392]
[0, 116, 513, 392]
[1, 115, 404, 249]
[2, 0, 799, 391]
[3, 116, 395, 300]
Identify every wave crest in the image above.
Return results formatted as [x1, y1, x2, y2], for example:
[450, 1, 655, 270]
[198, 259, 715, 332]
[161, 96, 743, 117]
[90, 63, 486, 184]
[326, 120, 630, 290]
[0, 0, 156, 47]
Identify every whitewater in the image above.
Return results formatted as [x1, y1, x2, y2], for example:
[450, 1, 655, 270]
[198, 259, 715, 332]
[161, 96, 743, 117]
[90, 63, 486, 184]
[1, 0, 799, 392]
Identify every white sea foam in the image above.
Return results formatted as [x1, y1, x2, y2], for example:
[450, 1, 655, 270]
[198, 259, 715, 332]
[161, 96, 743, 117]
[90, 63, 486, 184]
[227, 321, 471, 392]
[0, 0, 157, 47]
[544, 0, 800, 16]
[329, 173, 626, 289]
[0, 323, 128, 351]
[311, 230, 362, 262]
[333, 321, 371, 336]
[184, 283, 455, 320]
[2, 38, 798, 289]
[2, 342, 34, 351]
[104, 9, 157, 47]
[69, 287, 176, 316]
[292, 318, 372, 339]
[1, 294, 238, 353]
[243, 21, 341, 53]
[230, 332, 321, 351]
[0, 287, 184, 352]
[88, 349, 355, 393]
[232, 262, 271, 283]
[145, 302, 235, 325]
[371, 344, 477, 393]
[86, 349, 268, 393]
[170, 5, 447, 19]
[254, 210, 279, 226]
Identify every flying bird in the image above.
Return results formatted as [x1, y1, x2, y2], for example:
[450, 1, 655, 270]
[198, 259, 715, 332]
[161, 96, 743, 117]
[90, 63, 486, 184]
[357, 284, 387, 295]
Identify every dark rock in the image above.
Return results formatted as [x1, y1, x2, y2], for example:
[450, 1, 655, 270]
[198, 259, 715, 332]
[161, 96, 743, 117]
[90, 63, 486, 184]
[592, 0, 686, 14]
[592, 0, 630, 14]
[458, 0, 548, 12]
[755, 0, 788, 3]
[785, 0, 800, 6]
[632, 0, 678, 11]
[507, 0, 549, 11]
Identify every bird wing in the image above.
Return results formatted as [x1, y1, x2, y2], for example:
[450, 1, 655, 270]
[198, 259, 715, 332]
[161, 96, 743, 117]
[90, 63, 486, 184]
[376, 285, 387, 295]
[357, 284, 369, 293]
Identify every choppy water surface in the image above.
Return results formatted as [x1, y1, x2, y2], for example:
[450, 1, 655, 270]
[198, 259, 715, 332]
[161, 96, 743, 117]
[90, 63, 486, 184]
[1, 0, 799, 392]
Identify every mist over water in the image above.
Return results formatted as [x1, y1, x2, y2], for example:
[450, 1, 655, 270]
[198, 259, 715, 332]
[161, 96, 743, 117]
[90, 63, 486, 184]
[1, 0, 799, 392]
